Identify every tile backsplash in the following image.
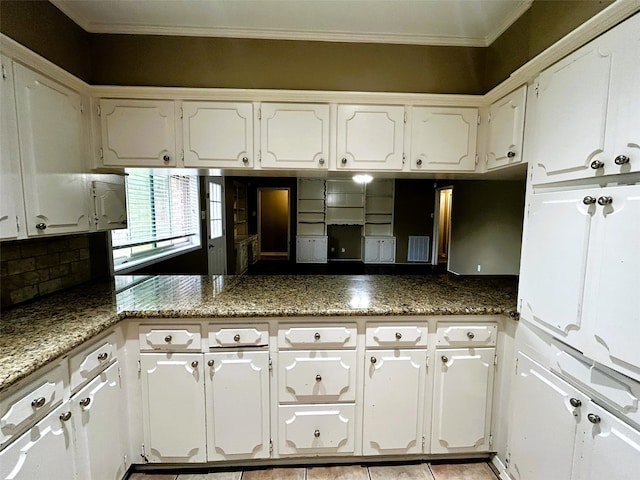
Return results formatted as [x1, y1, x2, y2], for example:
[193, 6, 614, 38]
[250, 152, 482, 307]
[1, 233, 110, 308]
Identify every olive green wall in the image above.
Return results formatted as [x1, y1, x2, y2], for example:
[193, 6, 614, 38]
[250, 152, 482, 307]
[1, 0, 612, 94]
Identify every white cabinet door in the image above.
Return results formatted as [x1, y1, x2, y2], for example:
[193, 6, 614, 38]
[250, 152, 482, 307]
[205, 351, 270, 461]
[72, 363, 127, 480]
[91, 177, 127, 231]
[508, 352, 586, 480]
[100, 99, 176, 167]
[14, 64, 90, 236]
[409, 107, 478, 172]
[0, 401, 76, 480]
[486, 85, 526, 170]
[0, 56, 24, 240]
[518, 190, 593, 342]
[431, 348, 495, 453]
[363, 237, 396, 263]
[337, 105, 404, 171]
[296, 236, 327, 263]
[363, 349, 426, 455]
[183, 102, 254, 168]
[576, 401, 640, 480]
[139, 353, 206, 463]
[261, 103, 330, 169]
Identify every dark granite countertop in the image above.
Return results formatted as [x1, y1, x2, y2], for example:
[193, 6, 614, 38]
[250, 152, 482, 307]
[0, 274, 518, 393]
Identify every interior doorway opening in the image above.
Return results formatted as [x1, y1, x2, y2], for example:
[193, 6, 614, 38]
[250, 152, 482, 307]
[258, 188, 290, 260]
[433, 186, 453, 269]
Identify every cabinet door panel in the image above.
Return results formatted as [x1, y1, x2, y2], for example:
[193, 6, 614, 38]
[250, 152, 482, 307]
[140, 354, 206, 462]
[183, 102, 253, 168]
[92, 179, 127, 231]
[519, 190, 593, 339]
[486, 86, 526, 170]
[261, 103, 329, 169]
[363, 349, 425, 455]
[205, 351, 270, 460]
[508, 352, 585, 480]
[431, 348, 494, 453]
[14, 64, 89, 236]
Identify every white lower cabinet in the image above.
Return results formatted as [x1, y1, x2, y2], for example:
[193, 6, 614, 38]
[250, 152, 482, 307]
[139, 353, 206, 463]
[0, 401, 76, 480]
[363, 237, 396, 263]
[72, 362, 127, 480]
[296, 236, 328, 263]
[431, 347, 495, 453]
[363, 349, 426, 455]
[204, 351, 270, 461]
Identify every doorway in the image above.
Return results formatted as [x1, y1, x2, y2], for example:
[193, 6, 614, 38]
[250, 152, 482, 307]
[433, 186, 453, 268]
[258, 188, 290, 259]
[206, 176, 227, 274]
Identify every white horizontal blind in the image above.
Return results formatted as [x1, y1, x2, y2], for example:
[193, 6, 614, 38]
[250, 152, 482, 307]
[112, 169, 200, 269]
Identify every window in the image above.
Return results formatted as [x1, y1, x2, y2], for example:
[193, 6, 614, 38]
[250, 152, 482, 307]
[111, 169, 201, 272]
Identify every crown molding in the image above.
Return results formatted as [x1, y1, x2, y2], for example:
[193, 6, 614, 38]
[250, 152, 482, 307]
[485, 1, 533, 46]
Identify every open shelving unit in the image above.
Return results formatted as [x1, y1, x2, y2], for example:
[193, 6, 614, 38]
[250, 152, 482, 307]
[364, 179, 394, 236]
[325, 179, 365, 225]
[297, 178, 326, 235]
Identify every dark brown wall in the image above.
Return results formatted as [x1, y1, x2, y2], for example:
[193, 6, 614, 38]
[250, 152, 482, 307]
[0, 0, 92, 81]
[328, 225, 363, 260]
[394, 179, 437, 263]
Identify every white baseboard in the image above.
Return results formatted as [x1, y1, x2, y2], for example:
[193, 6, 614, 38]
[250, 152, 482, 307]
[491, 454, 512, 480]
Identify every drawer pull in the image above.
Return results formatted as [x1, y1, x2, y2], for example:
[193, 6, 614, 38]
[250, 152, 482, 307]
[164, 335, 172, 343]
[370, 356, 377, 364]
[314, 332, 321, 340]
[234, 334, 241, 342]
[467, 331, 475, 339]
[208, 359, 215, 367]
[588, 413, 601, 424]
[79, 397, 91, 408]
[314, 429, 321, 438]
[59, 411, 72, 422]
[191, 361, 199, 368]
[395, 332, 402, 340]
[570, 398, 582, 408]
[97, 352, 108, 361]
[31, 397, 46, 408]
[315, 374, 322, 382]
[441, 355, 449, 363]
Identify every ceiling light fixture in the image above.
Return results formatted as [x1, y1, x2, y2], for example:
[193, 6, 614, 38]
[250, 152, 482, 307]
[353, 174, 373, 184]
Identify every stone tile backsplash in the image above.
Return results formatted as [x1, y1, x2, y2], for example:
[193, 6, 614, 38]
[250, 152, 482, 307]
[1, 233, 108, 308]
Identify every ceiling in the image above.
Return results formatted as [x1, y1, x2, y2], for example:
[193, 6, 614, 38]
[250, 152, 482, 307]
[51, 0, 533, 47]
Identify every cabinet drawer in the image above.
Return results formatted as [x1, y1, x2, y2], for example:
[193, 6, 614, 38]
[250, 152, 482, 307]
[436, 323, 497, 347]
[208, 324, 268, 348]
[139, 325, 201, 351]
[278, 325, 357, 349]
[278, 404, 355, 455]
[69, 332, 117, 391]
[366, 323, 428, 347]
[0, 363, 65, 448]
[279, 351, 357, 403]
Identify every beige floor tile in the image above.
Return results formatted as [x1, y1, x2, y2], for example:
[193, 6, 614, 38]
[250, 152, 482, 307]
[178, 472, 242, 480]
[369, 463, 434, 480]
[128, 474, 178, 480]
[307, 465, 369, 480]
[429, 463, 497, 480]
[241, 467, 305, 480]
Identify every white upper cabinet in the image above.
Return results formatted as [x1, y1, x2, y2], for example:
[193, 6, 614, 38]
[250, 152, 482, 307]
[183, 102, 254, 168]
[14, 64, 90, 237]
[485, 85, 526, 171]
[409, 107, 478, 172]
[531, 13, 640, 184]
[100, 99, 177, 167]
[337, 105, 404, 171]
[91, 177, 127, 231]
[260, 103, 330, 169]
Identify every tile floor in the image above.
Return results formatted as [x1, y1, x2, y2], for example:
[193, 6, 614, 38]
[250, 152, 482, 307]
[127, 462, 498, 480]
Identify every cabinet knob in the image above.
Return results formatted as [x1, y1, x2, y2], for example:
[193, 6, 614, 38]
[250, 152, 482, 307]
[316, 374, 322, 382]
[59, 411, 72, 422]
[441, 355, 449, 363]
[416, 159, 423, 166]
[242, 156, 249, 164]
[597, 196, 613, 206]
[314, 429, 321, 438]
[569, 398, 582, 408]
[395, 332, 402, 340]
[97, 352, 108, 361]
[588, 413, 601, 424]
[467, 331, 475, 339]
[370, 356, 377, 364]
[341, 158, 348, 165]
[191, 360, 199, 368]
[208, 359, 215, 367]
[590, 160, 605, 170]
[79, 397, 91, 408]
[35, 223, 47, 230]
[162, 153, 171, 163]
[314, 332, 321, 340]
[614, 154, 630, 165]
[318, 158, 325, 165]
[31, 397, 46, 408]
[582, 196, 597, 205]
[234, 334, 241, 342]
[507, 151, 516, 159]
[164, 335, 172, 343]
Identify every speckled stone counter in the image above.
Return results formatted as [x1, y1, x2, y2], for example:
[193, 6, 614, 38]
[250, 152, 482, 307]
[0, 274, 518, 393]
